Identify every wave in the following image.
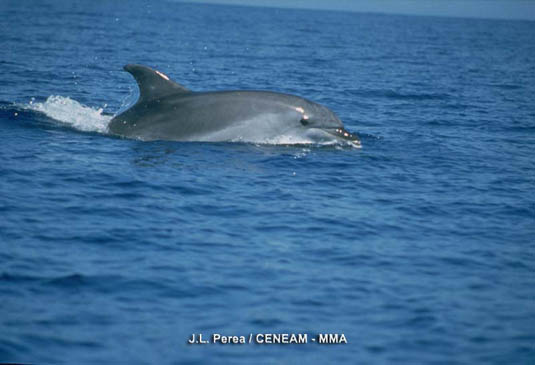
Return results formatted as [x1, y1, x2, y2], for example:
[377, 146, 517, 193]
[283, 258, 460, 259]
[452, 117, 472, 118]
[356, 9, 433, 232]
[24, 95, 112, 133]
[346, 88, 450, 101]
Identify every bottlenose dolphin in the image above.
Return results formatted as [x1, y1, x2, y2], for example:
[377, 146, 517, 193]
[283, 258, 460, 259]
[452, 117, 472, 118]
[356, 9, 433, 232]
[109, 64, 360, 146]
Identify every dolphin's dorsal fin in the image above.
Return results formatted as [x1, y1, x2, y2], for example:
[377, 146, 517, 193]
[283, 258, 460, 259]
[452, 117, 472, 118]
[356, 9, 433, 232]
[123, 64, 191, 103]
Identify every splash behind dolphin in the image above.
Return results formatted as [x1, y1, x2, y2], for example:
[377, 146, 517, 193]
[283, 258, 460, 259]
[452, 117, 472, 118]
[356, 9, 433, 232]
[109, 64, 360, 146]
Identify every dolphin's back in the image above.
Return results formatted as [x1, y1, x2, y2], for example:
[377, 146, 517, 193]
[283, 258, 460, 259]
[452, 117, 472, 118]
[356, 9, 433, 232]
[109, 63, 309, 140]
[109, 89, 305, 141]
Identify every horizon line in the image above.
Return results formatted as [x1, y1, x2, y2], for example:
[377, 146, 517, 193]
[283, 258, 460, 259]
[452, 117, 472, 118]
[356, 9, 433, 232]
[174, 0, 535, 22]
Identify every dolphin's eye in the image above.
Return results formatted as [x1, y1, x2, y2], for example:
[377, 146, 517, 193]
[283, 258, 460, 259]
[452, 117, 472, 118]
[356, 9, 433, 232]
[300, 114, 310, 126]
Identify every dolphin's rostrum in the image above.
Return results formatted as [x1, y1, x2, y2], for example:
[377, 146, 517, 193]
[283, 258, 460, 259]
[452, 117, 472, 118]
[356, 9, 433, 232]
[109, 64, 360, 146]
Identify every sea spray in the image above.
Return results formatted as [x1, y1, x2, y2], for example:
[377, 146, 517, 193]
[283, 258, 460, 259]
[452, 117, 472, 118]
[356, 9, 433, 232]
[26, 95, 112, 133]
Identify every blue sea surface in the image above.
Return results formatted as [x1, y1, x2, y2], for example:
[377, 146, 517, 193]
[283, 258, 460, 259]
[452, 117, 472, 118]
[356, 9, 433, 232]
[1, 0, 534, 363]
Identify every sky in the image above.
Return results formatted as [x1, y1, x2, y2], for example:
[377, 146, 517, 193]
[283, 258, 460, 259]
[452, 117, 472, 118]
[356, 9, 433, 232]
[180, 0, 535, 21]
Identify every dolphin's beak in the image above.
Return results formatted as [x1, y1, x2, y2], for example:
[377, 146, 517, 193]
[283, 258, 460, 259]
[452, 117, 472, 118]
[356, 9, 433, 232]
[324, 127, 361, 147]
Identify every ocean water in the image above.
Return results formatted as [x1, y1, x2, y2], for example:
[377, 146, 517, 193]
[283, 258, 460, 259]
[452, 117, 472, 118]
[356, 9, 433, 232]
[1, 0, 534, 363]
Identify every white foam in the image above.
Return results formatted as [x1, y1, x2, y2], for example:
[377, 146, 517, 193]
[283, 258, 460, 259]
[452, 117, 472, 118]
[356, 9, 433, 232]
[25, 95, 112, 133]
[257, 133, 317, 145]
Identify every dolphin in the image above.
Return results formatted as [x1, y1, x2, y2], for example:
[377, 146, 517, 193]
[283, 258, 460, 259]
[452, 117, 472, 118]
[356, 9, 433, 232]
[109, 64, 360, 146]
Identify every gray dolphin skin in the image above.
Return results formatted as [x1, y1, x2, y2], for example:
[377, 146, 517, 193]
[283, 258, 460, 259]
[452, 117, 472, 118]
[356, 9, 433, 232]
[109, 64, 360, 146]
